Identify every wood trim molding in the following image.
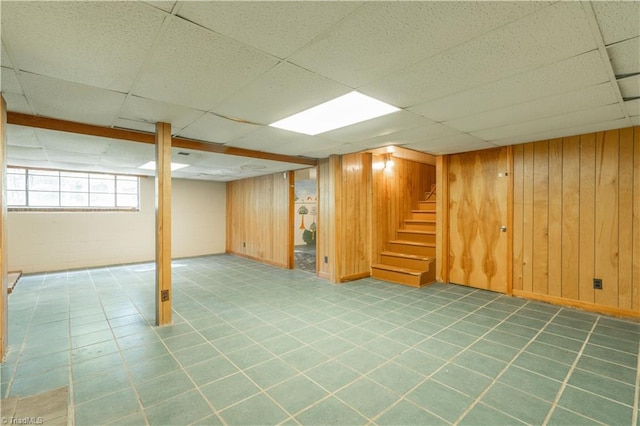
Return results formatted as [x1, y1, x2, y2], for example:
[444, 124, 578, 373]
[7, 112, 317, 166]
[226, 250, 288, 269]
[506, 145, 514, 295]
[339, 271, 371, 283]
[512, 289, 640, 319]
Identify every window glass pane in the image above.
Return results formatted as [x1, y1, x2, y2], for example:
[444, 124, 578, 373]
[90, 177, 115, 193]
[117, 194, 138, 208]
[61, 176, 89, 192]
[90, 193, 114, 207]
[61, 192, 88, 207]
[8, 190, 26, 206]
[29, 170, 58, 177]
[7, 173, 26, 190]
[30, 191, 59, 207]
[29, 174, 59, 191]
[116, 177, 138, 194]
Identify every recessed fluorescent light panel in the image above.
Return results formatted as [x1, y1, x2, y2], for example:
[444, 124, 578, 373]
[269, 91, 400, 136]
[139, 161, 189, 171]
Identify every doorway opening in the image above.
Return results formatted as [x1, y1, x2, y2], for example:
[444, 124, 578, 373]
[293, 168, 317, 273]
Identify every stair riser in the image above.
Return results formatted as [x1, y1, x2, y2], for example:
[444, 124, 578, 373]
[404, 222, 436, 232]
[418, 201, 436, 211]
[380, 255, 431, 270]
[397, 231, 435, 244]
[388, 242, 436, 257]
[411, 211, 436, 221]
[371, 268, 423, 287]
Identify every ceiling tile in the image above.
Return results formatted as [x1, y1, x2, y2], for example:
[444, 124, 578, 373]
[618, 75, 640, 98]
[631, 116, 640, 126]
[268, 138, 344, 158]
[1, 1, 165, 92]
[133, 17, 278, 111]
[102, 140, 155, 164]
[592, 1, 640, 45]
[492, 118, 632, 146]
[225, 126, 306, 152]
[408, 51, 610, 122]
[7, 125, 40, 147]
[143, 1, 175, 13]
[445, 82, 619, 133]
[290, 1, 552, 87]
[1, 41, 13, 68]
[363, 2, 597, 108]
[2, 93, 32, 115]
[607, 37, 640, 76]
[46, 150, 100, 165]
[1, 67, 23, 94]
[118, 96, 205, 134]
[35, 129, 110, 155]
[472, 103, 625, 141]
[20, 73, 126, 127]
[8, 145, 47, 161]
[177, 2, 362, 59]
[177, 112, 260, 144]
[402, 133, 496, 155]
[113, 118, 157, 134]
[322, 111, 435, 143]
[625, 99, 640, 117]
[349, 123, 462, 151]
[214, 62, 350, 125]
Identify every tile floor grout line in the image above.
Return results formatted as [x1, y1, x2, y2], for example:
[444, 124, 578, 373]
[369, 295, 535, 425]
[451, 304, 564, 425]
[541, 313, 600, 426]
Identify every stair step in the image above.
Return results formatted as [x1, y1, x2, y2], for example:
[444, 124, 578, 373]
[397, 229, 436, 244]
[388, 240, 436, 256]
[404, 219, 436, 232]
[417, 201, 436, 211]
[371, 263, 436, 287]
[380, 251, 434, 270]
[411, 210, 436, 221]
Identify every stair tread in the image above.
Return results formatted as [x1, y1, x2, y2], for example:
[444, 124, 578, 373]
[405, 219, 436, 223]
[380, 251, 433, 261]
[419, 200, 436, 203]
[411, 210, 435, 213]
[372, 263, 425, 276]
[397, 229, 436, 235]
[390, 240, 436, 247]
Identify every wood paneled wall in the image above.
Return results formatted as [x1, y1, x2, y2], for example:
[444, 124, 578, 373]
[318, 153, 372, 282]
[512, 127, 640, 315]
[226, 172, 292, 268]
[371, 155, 435, 262]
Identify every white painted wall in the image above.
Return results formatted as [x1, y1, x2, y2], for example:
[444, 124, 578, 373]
[8, 177, 226, 273]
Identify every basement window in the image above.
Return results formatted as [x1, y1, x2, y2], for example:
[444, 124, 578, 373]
[8, 167, 140, 211]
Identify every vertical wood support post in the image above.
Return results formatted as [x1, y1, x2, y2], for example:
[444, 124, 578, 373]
[435, 155, 449, 283]
[0, 95, 8, 359]
[155, 122, 172, 326]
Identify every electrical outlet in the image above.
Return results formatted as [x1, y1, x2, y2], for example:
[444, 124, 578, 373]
[243, 242, 246, 248]
[161, 289, 170, 302]
[593, 278, 603, 290]
[324, 256, 328, 264]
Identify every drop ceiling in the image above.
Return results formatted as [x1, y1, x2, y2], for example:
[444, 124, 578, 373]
[1, 1, 638, 181]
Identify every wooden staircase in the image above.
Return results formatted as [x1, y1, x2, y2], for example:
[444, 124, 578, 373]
[371, 189, 437, 287]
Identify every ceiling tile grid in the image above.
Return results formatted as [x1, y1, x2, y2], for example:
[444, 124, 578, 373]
[1, 1, 166, 92]
[0, 0, 638, 181]
[407, 51, 612, 122]
[177, 1, 363, 59]
[132, 16, 279, 111]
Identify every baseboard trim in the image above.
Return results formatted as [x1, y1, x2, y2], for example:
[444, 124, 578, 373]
[339, 272, 370, 283]
[512, 289, 640, 319]
[226, 251, 289, 269]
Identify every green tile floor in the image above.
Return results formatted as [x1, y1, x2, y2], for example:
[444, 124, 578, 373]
[2, 254, 639, 425]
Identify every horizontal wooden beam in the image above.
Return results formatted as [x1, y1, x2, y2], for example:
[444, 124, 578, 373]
[7, 112, 318, 167]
